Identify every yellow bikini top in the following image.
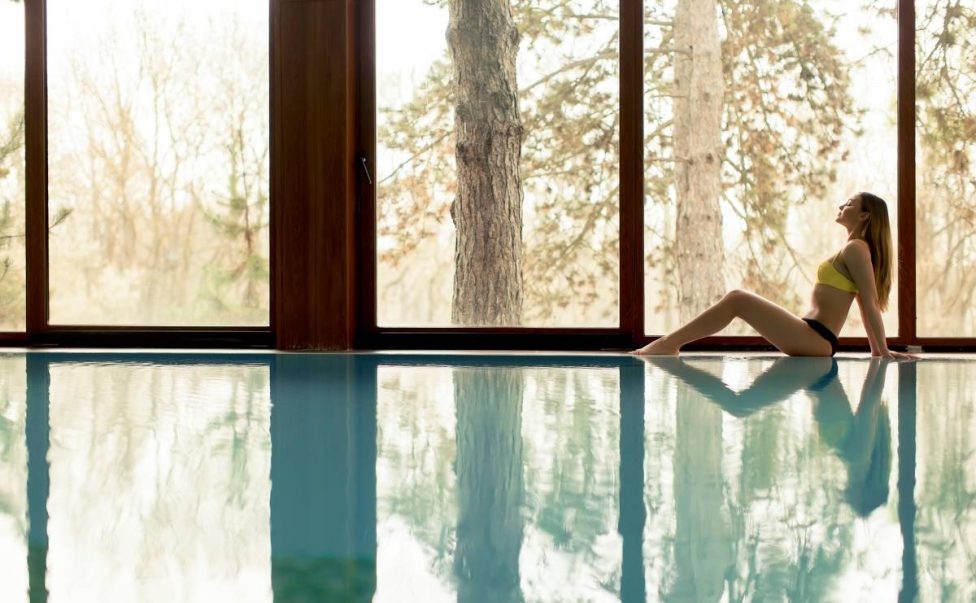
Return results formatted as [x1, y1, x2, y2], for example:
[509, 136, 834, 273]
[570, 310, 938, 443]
[816, 257, 858, 293]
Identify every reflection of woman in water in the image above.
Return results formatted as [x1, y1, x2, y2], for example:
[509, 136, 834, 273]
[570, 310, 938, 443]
[634, 193, 914, 360]
[812, 358, 891, 516]
[645, 356, 892, 515]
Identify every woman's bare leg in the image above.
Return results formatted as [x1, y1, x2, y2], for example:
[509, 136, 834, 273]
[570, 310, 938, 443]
[633, 289, 833, 356]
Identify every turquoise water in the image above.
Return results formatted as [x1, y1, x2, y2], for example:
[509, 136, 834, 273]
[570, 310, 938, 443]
[0, 352, 972, 602]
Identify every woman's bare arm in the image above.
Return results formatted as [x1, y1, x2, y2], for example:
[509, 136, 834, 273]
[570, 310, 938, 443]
[856, 294, 881, 355]
[843, 241, 915, 359]
[842, 240, 890, 355]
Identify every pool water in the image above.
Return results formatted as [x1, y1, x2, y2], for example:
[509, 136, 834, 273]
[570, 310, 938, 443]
[0, 352, 973, 602]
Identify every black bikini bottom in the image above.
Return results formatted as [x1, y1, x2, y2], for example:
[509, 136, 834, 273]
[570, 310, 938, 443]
[802, 318, 838, 356]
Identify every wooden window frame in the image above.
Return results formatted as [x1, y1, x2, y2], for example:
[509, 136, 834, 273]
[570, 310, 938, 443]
[1, 0, 972, 350]
[355, 0, 973, 352]
[14, 0, 273, 348]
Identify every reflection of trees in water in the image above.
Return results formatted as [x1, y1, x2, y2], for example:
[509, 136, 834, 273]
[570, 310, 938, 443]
[520, 369, 621, 598]
[649, 358, 875, 601]
[916, 362, 976, 601]
[0, 356, 27, 602]
[726, 399, 850, 601]
[377, 366, 621, 600]
[454, 368, 524, 603]
[376, 368, 457, 577]
[666, 394, 732, 602]
[523, 370, 618, 551]
[45, 363, 271, 598]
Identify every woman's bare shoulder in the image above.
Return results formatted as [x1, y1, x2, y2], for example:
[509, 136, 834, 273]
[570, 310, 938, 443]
[840, 239, 871, 260]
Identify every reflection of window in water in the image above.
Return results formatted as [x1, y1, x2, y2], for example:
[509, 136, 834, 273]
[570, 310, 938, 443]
[11, 356, 940, 602]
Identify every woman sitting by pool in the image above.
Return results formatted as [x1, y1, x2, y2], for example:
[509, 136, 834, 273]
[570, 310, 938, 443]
[633, 192, 915, 359]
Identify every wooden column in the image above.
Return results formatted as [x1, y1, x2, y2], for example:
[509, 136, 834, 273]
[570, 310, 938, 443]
[272, 0, 359, 350]
[896, 0, 916, 343]
[25, 0, 50, 335]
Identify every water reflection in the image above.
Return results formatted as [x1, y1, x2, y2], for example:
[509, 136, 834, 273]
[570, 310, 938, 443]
[270, 356, 376, 602]
[453, 368, 523, 603]
[3, 354, 975, 601]
[645, 356, 904, 601]
[647, 357, 892, 517]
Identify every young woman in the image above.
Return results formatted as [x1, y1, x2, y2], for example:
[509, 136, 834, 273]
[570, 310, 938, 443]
[633, 192, 915, 359]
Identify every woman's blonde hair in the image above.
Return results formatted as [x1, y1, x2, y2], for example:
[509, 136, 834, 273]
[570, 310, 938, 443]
[858, 192, 893, 310]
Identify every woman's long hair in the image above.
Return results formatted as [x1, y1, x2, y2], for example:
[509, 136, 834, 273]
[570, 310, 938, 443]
[858, 192, 893, 310]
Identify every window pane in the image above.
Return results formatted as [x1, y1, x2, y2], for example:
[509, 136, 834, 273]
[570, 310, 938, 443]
[376, 0, 619, 327]
[643, 1, 898, 338]
[0, 1, 26, 331]
[46, 0, 269, 326]
[916, 0, 976, 337]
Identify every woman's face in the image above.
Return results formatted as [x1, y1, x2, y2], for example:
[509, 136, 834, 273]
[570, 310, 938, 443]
[836, 195, 867, 228]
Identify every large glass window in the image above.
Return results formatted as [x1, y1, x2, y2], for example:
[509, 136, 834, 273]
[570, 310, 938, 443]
[376, 0, 620, 327]
[0, 0, 26, 331]
[643, 0, 898, 338]
[916, 0, 976, 336]
[46, 0, 270, 326]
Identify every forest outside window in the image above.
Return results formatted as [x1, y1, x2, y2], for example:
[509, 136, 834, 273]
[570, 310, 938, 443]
[641, 0, 898, 338]
[45, 0, 270, 327]
[0, 0, 26, 332]
[915, 0, 976, 337]
[375, 0, 620, 328]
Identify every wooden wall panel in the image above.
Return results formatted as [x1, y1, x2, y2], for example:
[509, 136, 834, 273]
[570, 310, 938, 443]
[272, 0, 358, 349]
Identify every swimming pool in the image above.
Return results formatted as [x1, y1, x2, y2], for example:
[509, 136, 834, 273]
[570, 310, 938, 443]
[0, 352, 972, 602]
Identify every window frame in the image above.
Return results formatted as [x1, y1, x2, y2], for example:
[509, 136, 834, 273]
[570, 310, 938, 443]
[16, 0, 273, 347]
[1, 0, 972, 350]
[356, 0, 956, 351]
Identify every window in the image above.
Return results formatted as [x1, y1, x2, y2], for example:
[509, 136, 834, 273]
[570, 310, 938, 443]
[643, 0, 898, 338]
[376, 0, 620, 328]
[46, 0, 269, 326]
[0, 0, 26, 331]
[916, 0, 976, 336]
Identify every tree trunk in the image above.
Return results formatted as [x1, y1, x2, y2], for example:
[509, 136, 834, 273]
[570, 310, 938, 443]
[673, 0, 726, 322]
[453, 367, 524, 603]
[670, 2, 732, 600]
[447, 0, 524, 326]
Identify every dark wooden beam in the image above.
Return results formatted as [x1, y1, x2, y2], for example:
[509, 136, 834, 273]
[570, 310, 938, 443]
[272, 0, 358, 350]
[897, 0, 916, 342]
[620, 0, 644, 346]
[25, 0, 49, 334]
[355, 0, 378, 345]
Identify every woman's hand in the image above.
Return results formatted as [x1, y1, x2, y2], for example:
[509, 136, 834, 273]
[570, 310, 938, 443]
[874, 349, 918, 361]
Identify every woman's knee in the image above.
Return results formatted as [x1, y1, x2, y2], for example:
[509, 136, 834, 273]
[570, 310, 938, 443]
[722, 289, 750, 309]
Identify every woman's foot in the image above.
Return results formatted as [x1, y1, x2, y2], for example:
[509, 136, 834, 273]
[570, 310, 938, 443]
[631, 336, 680, 356]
